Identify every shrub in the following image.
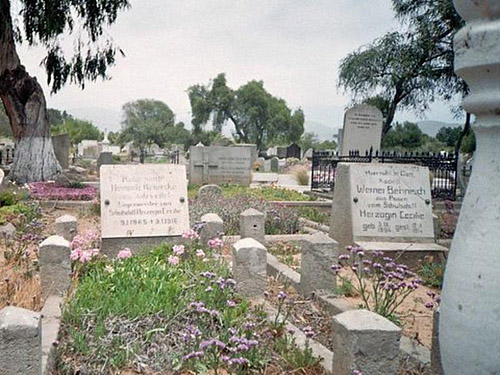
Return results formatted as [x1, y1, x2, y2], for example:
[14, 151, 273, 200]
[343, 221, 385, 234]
[291, 165, 309, 186]
[0, 201, 41, 226]
[298, 207, 329, 224]
[332, 247, 422, 322]
[0, 190, 20, 207]
[418, 258, 445, 289]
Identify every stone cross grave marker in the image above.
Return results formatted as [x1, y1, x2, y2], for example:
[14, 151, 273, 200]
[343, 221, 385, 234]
[100, 164, 189, 239]
[340, 104, 383, 156]
[330, 163, 436, 250]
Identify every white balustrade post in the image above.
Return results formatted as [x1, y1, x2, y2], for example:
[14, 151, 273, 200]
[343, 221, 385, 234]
[441, 2, 500, 374]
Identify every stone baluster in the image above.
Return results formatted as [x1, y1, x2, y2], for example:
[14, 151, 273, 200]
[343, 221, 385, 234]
[440, 2, 500, 374]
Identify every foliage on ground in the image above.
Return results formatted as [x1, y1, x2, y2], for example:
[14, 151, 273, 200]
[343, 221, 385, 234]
[58, 238, 323, 374]
[298, 207, 329, 224]
[188, 184, 315, 202]
[268, 242, 301, 272]
[190, 190, 302, 235]
[28, 182, 97, 201]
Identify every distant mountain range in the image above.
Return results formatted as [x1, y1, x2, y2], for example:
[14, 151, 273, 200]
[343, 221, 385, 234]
[417, 121, 462, 137]
[63, 107, 463, 140]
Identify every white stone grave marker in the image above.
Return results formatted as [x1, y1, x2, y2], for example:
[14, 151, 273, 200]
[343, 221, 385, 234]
[100, 164, 189, 238]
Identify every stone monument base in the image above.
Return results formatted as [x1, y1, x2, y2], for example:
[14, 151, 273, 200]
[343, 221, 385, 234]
[355, 241, 448, 271]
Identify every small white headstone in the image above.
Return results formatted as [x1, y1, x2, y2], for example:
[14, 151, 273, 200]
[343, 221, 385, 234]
[340, 105, 383, 156]
[100, 164, 189, 238]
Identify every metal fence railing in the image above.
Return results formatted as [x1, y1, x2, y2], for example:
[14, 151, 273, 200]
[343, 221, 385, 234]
[311, 149, 458, 200]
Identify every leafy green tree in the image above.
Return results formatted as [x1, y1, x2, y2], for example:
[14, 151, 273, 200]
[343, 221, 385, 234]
[47, 108, 72, 127]
[188, 73, 304, 150]
[316, 140, 337, 151]
[0, 0, 129, 182]
[298, 132, 337, 151]
[51, 118, 103, 145]
[436, 126, 462, 148]
[339, 1, 464, 137]
[382, 122, 425, 151]
[298, 132, 318, 151]
[108, 131, 120, 145]
[460, 130, 476, 154]
[119, 99, 188, 159]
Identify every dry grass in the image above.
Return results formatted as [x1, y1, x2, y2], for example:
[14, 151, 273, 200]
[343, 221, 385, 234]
[0, 243, 42, 311]
[291, 165, 310, 186]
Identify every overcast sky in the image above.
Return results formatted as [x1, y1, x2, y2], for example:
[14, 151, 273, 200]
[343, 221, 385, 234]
[17, 0, 461, 136]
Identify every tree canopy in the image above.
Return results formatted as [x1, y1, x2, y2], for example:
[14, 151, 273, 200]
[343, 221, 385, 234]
[4, 0, 130, 93]
[0, 0, 130, 182]
[338, 0, 464, 136]
[119, 99, 189, 152]
[188, 73, 304, 150]
[50, 117, 103, 145]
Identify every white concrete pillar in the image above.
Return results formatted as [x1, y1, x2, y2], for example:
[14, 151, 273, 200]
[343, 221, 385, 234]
[440, 2, 500, 374]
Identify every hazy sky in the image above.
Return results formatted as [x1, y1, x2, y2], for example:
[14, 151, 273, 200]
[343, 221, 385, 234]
[17, 0, 461, 135]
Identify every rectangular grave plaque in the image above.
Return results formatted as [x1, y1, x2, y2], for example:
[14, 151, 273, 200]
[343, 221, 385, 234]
[100, 164, 189, 238]
[189, 146, 253, 185]
[350, 163, 434, 241]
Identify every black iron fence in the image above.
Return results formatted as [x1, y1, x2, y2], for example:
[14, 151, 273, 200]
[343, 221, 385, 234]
[169, 150, 180, 164]
[311, 149, 458, 200]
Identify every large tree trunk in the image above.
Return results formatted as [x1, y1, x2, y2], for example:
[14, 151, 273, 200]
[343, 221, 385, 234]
[0, 0, 62, 183]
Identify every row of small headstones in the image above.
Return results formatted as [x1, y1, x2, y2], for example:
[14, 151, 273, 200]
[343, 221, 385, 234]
[0, 215, 77, 375]
[1, 210, 431, 375]
[209, 208, 406, 375]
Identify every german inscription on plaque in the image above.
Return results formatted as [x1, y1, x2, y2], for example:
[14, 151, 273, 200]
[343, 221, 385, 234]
[100, 164, 189, 238]
[350, 164, 434, 240]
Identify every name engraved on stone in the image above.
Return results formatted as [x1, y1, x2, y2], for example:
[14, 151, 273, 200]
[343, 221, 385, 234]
[100, 164, 189, 238]
[350, 164, 434, 239]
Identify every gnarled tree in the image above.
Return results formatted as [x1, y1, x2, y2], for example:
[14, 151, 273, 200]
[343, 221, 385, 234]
[0, 0, 129, 182]
[188, 73, 304, 151]
[338, 0, 465, 138]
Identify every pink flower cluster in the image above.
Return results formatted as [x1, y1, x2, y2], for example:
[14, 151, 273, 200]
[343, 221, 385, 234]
[207, 238, 223, 249]
[28, 182, 97, 201]
[70, 231, 100, 263]
[117, 248, 132, 259]
[182, 229, 200, 240]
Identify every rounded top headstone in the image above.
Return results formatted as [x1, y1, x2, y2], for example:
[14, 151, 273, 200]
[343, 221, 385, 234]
[240, 208, 265, 217]
[201, 213, 224, 224]
[40, 235, 70, 248]
[55, 214, 77, 224]
[197, 184, 223, 199]
[233, 237, 267, 252]
[0, 306, 40, 329]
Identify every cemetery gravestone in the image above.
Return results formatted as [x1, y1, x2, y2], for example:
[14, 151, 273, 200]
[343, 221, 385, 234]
[270, 157, 279, 173]
[340, 105, 383, 156]
[276, 146, 287, 159]
[100, 164, 190, 256]
[51, 134, 70, 169]
[78, 140, 99, 159]
[286, 143, 301, 159]
[189, 145, 254, 186]
[330, 163, 445, 264]
[97, 152, 114, 175]
[256, 157, 265, 171]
